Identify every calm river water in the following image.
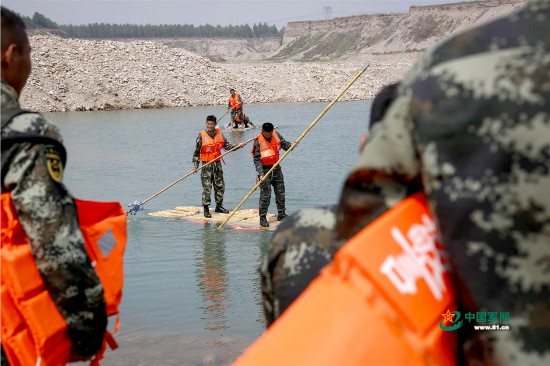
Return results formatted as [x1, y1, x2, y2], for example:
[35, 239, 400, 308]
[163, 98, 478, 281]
[46, 100, 372, 365]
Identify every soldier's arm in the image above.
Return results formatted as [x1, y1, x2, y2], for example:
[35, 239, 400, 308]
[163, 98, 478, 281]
[277, 133, 292, 151]
[336, 93, 422, 241]
[252, 140, 264, 175]
[3, 115, 107, 358]
[222, 134, 237, 151]
[262, 205, 340, 326]
[192, 135, 202, 168]
[334, 49, 435, 242]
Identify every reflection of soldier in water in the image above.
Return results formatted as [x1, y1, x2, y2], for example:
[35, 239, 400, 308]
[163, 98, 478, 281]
[196, 225, 228, 332]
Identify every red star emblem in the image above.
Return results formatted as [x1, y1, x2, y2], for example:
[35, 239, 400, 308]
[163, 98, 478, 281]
[441, 309, 456, 325]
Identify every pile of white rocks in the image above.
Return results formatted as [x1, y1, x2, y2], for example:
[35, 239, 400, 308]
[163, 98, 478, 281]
[21, 35, 415, 112]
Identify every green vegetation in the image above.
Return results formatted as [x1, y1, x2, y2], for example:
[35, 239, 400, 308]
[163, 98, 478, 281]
[19, 11, 283, 39]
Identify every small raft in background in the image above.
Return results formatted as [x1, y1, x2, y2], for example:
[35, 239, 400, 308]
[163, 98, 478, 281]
[149, 206, 281, 230]
[225, 125, 257, 132]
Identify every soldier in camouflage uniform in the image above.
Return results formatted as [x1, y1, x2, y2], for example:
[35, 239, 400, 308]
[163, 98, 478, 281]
[263, 1, 550, 363]
[261, 83, 399, 325]
[252, 123, 295, 227]
[228, 88, 244, 128]
[192, 115, 244, 218]
[1, 6, 107, 362]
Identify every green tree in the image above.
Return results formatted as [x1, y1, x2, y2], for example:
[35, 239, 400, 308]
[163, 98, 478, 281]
[32, 12, 58, 29]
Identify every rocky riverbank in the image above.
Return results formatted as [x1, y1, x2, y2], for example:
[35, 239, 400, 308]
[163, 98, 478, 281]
[20, 1, 525, 113]
[21, 35, 414, 112]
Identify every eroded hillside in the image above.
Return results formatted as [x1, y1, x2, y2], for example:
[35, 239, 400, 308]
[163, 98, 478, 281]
[272, 0, 526, 61]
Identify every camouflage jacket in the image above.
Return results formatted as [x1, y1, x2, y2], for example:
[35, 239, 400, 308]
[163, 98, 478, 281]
[192, 129, 237, 168]
[337, 1, 550, 364]
[1, 80, 107, 358]
[261, 205, 340, 325]
[252, 132, 292, 175]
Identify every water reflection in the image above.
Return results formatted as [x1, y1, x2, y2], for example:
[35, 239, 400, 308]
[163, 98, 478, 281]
[226, 130, 247, 146]
[196, 224, 229, 333]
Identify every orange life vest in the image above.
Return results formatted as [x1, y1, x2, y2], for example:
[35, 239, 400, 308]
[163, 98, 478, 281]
[200, 129, 225, 163]
[234, 193, 458, 366]
[229, 93, 242, 110]
[253, 132, 281, 166]
[1, 193, 127, 366]
[235, 113, 247, 123]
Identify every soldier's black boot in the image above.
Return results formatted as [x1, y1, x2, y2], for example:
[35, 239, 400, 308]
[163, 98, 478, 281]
[277, 213, 288, 221]
[215, 204, 229, 214]
[260, 215, 269, 227]
[203, 205, 212, 218]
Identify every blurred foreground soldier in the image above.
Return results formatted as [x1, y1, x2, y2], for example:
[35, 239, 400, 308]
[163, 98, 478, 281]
[228, 88, 245, 128]
[193, 114, 244, 217]
[251, 123, 295, 228]
[336, 1, 550, 363]
[1, 6, 107, 363]
[360, 82, 398, 152]
[261, 83, 399, 325]
[262, 0, 550, 364]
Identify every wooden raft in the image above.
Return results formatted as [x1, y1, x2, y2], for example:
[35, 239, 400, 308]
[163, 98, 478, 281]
[149, 206, 281, 230]
[226, 126, 256, 132]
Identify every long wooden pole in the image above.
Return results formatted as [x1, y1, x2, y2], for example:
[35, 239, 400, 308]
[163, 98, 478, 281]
[127, 133, 256, 214]
[216, 63, 370, 229]
[218, 108, 232, 123]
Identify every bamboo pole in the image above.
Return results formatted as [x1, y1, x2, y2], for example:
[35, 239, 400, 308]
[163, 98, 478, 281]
[216, 63, 370, 229]
[217, 108, 231, 123]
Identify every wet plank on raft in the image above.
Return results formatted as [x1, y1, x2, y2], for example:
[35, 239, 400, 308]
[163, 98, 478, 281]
[149, 206, 281, 231]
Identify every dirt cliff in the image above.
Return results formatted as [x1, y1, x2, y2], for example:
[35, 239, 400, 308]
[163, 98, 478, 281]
[274, 0, 526, 61]
[142, 1, 525, 62]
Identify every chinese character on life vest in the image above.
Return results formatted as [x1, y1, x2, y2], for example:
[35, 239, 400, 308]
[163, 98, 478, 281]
[380, 215, 452, 301]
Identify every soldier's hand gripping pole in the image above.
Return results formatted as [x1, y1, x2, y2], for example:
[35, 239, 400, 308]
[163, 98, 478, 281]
[216, 63, 371, 229]
[126, 134, 257, 215]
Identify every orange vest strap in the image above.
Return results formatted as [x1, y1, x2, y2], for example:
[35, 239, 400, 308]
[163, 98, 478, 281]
[74, 198, 127, 316]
